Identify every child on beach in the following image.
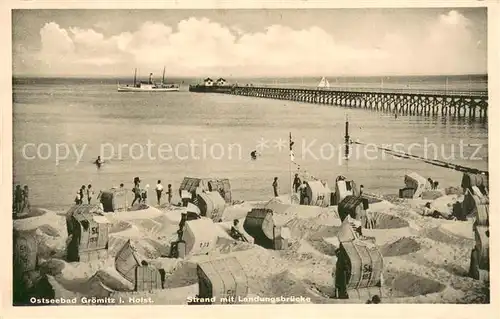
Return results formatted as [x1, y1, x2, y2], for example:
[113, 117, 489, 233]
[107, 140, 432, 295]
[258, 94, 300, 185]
[141, 185, 149, 204]
[156, 180, 163, 205]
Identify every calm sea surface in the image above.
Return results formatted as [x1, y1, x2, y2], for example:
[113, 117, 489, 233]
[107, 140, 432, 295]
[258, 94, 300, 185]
[12, 75, 488, 210]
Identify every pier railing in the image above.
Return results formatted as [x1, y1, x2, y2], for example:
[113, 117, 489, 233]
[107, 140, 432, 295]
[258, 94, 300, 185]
[193, 84, 488, 121]
[233, 84, 488, 97]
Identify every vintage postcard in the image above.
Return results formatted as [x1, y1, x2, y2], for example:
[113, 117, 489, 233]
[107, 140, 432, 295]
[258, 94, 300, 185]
[2, 0, 499, 318]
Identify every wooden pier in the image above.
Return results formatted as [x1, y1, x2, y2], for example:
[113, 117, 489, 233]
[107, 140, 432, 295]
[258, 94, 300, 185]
[199, 85, 489, 121]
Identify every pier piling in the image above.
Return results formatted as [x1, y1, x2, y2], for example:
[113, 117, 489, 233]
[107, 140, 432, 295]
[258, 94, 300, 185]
[344, 115, 350, 159]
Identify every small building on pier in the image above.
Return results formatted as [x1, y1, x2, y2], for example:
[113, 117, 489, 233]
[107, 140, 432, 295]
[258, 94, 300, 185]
[216, 78, 227, 86]
[204, 78, 214, 86]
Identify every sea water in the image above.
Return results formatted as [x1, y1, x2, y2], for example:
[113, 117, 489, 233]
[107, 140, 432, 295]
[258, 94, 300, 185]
[12, 75, 488, 210]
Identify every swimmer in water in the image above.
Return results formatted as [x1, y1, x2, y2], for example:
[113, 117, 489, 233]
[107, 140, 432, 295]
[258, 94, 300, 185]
[94, 156, 103, 168]
[250, 150, 257, 160]
[250, 150, 260, 160]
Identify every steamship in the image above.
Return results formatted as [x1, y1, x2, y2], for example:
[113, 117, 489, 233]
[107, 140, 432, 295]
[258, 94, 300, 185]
[117, 67, 180, 92]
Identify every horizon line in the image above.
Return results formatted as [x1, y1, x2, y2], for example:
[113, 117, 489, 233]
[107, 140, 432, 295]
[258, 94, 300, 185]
[12, 73, 489, 79]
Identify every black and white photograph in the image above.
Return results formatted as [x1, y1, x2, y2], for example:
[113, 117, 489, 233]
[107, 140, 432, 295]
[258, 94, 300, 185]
[7, 2, 495, 310]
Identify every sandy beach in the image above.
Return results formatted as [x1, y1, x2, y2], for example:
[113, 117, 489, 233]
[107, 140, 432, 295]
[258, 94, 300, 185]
[12, 189, 489, 305]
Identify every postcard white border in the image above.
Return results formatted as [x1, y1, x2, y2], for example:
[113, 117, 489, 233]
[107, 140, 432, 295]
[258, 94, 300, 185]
[1, 1, 498, 318]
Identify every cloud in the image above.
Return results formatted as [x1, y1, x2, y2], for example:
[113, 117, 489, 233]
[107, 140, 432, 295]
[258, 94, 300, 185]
[418, 10, 480, 73]
[439, 10, 471, 26]
[15, 10, 486, 77]
[39, 22, 75, 58]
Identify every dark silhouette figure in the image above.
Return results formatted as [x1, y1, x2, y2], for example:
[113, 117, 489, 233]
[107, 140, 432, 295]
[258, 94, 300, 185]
[250, 150, 257, 160]
[14, 185, 23, 215]
[167, 184, 172, 204]
[272, 177, 279, 197]
[94, 156, 103, 168]
[293, 174, 301, 193]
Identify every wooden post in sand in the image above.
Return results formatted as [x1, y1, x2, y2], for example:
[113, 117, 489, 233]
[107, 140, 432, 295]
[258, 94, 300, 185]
[344, 114, 350, 160]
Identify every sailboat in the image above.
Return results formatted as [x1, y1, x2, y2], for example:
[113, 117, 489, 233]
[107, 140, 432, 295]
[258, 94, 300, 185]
[117, 67, 180, 92]
[317, 76, 331, 89]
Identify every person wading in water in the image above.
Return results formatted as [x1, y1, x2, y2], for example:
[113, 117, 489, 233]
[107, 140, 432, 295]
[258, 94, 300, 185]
[94, 156, 103, 169]
[250, 150, 259, 160]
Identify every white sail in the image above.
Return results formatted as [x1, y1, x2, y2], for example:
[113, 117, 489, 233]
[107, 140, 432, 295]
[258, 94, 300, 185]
[317, 76, 330, 88]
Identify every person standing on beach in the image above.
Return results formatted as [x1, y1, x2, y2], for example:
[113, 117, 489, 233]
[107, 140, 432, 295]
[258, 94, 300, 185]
[167, 184, 172, 204]
[272, 177, 279, 197]
[79, 185, 86, 205]
[14, 185, 23, 215]
[156, 180, 164, 205]
[22, 185, 31, 213]
[87, 184, 94, 204]
[293, 174, 301, 193]
[299, 181, 308, 205]
[131, 184, 141, 206]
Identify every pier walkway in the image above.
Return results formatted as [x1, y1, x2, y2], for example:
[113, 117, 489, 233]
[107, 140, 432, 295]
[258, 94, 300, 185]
[198, 85, 489, 121]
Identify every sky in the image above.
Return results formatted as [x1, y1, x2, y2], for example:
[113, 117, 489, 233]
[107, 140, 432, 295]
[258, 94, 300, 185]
[12, 8, 487, 77]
